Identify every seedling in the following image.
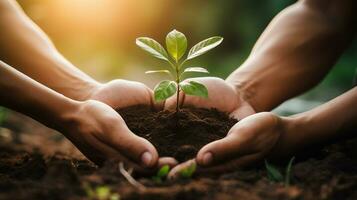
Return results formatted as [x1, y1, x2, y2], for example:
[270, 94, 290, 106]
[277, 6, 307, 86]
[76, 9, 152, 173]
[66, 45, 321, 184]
[179, 162, 196, 179]
[136, 29, 223, 111]
[0, 107, 7, 126]
[84, 184, 120, 200]
[152, 165, 170, 183]
[265, 157, 295, 186]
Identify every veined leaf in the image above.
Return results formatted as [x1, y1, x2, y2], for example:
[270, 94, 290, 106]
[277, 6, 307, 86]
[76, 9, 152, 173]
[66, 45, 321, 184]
[183, 67, 209, 74]
[154, 80, 177, 102]
[187, 36, 223, 60]
[136, 37, 170, 61]
[166, 29, 187, 62]
[285, 157, 295, 186]
[180, 162, 196, 178]
[265, 160, 283, 182]
[145, 70, 171, 75]
[179, 81, 208, 98]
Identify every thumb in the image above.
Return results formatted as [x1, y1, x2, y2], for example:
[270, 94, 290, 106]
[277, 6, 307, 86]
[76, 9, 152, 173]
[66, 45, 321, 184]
[101, 119, 159, 168]
[196, 127, 255, 167]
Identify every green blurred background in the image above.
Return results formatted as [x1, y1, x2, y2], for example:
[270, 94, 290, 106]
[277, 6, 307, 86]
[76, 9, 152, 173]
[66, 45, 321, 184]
[9, 0, 357, 115]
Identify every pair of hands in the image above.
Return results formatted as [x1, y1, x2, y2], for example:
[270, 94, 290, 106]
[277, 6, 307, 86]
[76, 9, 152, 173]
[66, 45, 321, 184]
[68, 77, 286, 175]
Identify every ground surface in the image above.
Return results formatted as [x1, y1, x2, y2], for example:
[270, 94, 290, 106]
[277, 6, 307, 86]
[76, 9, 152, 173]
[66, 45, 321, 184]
[0, 109, 357, 200]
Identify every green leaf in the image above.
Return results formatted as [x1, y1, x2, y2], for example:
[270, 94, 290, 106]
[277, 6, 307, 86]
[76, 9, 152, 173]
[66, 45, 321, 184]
[180, 162, 196, 178]
[179, 81, 208, 98]
[145, 70, 171, 75]
[265, 160, 284, 182]
[166, 29, 187, 62]
[187, 36, 223, 60]
[157, 165, 170, 178]
[0, 107, 7, 126]
[136, 37, 170, 61]
[285, 157, 295, 186]
[154, 80, 177, 102]
[183, 67, 209, 74]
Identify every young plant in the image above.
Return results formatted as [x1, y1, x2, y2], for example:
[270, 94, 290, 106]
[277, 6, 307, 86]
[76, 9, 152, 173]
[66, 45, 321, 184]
[0, 107, 7, 126]
[136, 29, 223, 111]
[83, 184, 120, 200]
[265, 157, 295, 186]
[151, 164, 170, 183]
[179, 162, 196, 179]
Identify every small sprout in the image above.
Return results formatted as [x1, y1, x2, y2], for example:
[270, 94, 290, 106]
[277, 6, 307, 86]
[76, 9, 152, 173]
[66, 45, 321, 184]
[136, 29, 223, 111]
[84, 183, 120, 200]
[0, 107, 7, 126]
[265, 156, 295, 186]
[152, 165, 170, 183]
[285, 157, 295, 186]
[179, 162, 196, 178]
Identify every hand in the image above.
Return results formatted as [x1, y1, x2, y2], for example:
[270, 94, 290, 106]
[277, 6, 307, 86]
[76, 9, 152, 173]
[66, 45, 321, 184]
[89, 79, 161, 110]
[165, 77, 255, 120]
[62, 100, 177, 172]
[168, 112, 286, 178]
[83, 80, 175, 169]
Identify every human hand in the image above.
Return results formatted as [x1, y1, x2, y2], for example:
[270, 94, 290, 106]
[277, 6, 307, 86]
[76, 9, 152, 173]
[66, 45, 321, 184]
[164, 77, 255, 120]
[89, 79, 161, 110]
[168, 112, 286, 178]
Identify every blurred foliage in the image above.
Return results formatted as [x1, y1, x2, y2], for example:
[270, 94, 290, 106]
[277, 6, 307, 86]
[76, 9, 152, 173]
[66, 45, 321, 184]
[17, 0, 357, 112]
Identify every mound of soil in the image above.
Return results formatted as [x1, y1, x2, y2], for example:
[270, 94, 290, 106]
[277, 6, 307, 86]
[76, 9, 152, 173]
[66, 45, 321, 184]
[1, 109, 357, 200]
[117, 105, 237, 162]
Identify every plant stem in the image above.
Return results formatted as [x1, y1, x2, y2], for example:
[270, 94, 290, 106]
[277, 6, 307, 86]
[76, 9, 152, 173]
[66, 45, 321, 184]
[175, 62, 180, 112]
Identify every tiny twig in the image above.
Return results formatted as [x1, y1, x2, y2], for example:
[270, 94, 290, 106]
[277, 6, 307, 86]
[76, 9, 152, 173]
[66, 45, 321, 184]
[119, 162, 146, 191]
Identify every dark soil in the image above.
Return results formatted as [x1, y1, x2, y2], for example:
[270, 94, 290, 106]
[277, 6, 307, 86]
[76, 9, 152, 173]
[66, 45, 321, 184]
[117, 105, 237, 162]
[0, 109, 357, 200]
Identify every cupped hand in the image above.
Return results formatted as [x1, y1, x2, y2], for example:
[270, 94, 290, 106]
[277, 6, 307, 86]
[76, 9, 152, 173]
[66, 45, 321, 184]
[165, 77, 255, 120]
[90, 79, 162, 110]
[168, 112, 286, 178]
[71, 80, 175, 171]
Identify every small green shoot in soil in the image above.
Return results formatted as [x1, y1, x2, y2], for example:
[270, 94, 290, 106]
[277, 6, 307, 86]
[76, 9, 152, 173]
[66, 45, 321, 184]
[136, 29, 223, 111]
[265, 157, 295, 186]
[152, 164, 170, 183]
[84, 184, 120, 200]
[0, 107, 8, 126]
[180, 162, 197, 178]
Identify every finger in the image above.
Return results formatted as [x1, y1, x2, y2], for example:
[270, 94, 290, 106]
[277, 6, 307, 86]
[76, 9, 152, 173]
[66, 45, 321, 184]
[158, 157, 178, 169]
[95, 116, 159, 168]
[168, 159, 196, 180]
[230, 101, 255, 120]
[196, 128, 257, 167]
[196, 153, 262, 174]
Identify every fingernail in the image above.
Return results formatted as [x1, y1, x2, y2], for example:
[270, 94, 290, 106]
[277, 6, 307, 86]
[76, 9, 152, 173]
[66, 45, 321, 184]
[202, 152, 213, 166]
[141, 151, 153, 167]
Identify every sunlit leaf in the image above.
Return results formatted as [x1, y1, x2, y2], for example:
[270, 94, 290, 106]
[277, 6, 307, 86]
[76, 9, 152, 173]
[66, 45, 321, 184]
[154, 80, 177, 102]
[96, 186, 111, 200]
[179, 81, 208, 98]
[180, 162, 196, 178]
[187, 36, 223, 60]
[166, 29, 187, 62]
[285, 157, 295, 186]
[183, 67, 209, 74]
[145, 70, 172, 75]
[265, 160, 283, 182]
[136, 37, 170, 61]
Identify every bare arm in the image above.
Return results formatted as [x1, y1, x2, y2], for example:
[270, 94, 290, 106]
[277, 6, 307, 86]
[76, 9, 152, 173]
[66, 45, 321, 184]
[0, 60, 159, 168]
[226, 0, 356, 112]
[0, 0, 98, 101]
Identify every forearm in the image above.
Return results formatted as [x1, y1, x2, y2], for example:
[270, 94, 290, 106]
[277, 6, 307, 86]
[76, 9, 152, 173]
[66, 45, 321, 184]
[0, 0, 99, 101]
[227, 0, 356, 112]
[276, 87, 357, 156]
[0, 60, 80, 130]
